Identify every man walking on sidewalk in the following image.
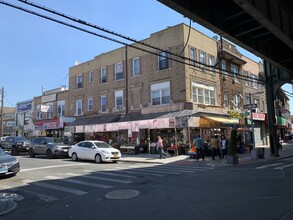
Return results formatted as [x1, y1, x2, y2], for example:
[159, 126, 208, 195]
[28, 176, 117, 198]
[194, 135, 204, 161]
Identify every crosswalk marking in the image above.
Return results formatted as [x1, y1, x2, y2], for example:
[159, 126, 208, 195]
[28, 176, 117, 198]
[64, 173, 132, 184]
[255, 163, 284, 169]
[96, 171, 137, 179]
[30, 181, 87, 196]
[115, 170, 164, 177]
[273, 164, 293, 170]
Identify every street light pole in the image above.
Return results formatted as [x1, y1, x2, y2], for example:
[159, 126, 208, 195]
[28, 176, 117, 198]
[249, 93, 256, 158]
[0, 87, 4, 137]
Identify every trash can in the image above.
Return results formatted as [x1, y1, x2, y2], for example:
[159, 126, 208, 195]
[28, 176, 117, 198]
[257, 148, 265, 159]
[150, 143, 157, 154]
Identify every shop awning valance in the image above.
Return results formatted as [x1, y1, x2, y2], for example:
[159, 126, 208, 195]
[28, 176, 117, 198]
[203, 116, 239, 124]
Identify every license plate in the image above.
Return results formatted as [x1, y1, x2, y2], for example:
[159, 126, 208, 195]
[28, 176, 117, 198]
[63, 149, 68, 152]
[0, 167, 8, 174]
[113, 155, 119, 158]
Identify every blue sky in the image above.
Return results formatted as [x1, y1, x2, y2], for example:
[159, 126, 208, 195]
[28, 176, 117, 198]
[1, 0, 292, 112]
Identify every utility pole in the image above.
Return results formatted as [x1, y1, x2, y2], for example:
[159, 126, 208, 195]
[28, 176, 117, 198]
[249, 93, 256, 159]
[0, 87, 4, 137]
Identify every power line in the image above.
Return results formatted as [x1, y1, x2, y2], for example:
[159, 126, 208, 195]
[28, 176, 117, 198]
[0, 1, 264, 85]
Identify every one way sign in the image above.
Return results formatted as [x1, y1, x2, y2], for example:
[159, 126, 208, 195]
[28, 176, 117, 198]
[244, 104, 257, 109]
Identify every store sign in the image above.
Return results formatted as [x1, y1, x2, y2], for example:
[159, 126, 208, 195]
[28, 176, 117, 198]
[17, 101, 32, 112]
[252, 113, 265, 121]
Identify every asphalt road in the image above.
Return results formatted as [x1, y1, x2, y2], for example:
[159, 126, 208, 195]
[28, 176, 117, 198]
[1, 155, 293, 220]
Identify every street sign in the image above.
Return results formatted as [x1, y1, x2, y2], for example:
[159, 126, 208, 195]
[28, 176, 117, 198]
[244, 104, 257, 109]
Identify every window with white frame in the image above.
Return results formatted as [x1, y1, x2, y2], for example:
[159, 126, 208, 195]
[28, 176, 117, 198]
[192, 82, 215, 105]
[151, 81, 171, 106]
[100, 95, 107, 113]
[100, 67, 107, 84]
[231, 64, 239, 81]
[132, 57, 140, 77]
[115, 62, 123, 81]
[221, 60, 227, 77]
[75, 99, 83, 116]
[158, 51, 169, 70]
[115, 90, 123, 110]
[57, 100, 65, 117]
[251, 74, 257, 89]
[209, 55, 215, 74]
[190, 47, 197, 67]
[76, 74, 83, 89]
[224, 92, 229, 108]
[36, 105, 42, 120]
[87, 98, 93, 111]
[245, 94, 250, 105]
[89, 71, 93, 83]
[243, 70, 249, 86]
[199, 51, 206, 71]
[233, 94, 242, 109]
[46, 103, 53, 119]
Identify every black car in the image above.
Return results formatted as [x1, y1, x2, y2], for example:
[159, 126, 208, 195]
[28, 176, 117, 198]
[0, 147, 20, 176]
[28, 137, 70, 159]
[0, 136, 30, 155]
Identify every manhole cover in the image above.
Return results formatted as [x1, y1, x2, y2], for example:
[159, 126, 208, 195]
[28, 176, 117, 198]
[0, 199, 17, 216]
[0, 193, 24, 202]
[105, 190, 140, 200]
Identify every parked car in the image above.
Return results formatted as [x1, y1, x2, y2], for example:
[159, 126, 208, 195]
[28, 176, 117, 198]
[0, 147, 20, 177]
[28, 137, 71, 159]
[68, 140, 121, 163]
[0, 136, 30, 155]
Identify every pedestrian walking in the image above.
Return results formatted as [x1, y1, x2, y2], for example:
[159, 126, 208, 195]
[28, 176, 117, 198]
[220, 134, 228, 160]
[156, 136, 163, 159]
[211, 135, 221, 160]
[194, 135, 204, 160]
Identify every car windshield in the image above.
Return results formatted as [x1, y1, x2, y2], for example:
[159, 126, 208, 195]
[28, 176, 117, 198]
[93, 142, 112, 148]
[45, 138, 63, 144]
[15, 137, 28, 142]
[0, 148, 6, 155]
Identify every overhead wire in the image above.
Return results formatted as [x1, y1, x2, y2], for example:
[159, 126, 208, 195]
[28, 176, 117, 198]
[0, 1, 264, 86]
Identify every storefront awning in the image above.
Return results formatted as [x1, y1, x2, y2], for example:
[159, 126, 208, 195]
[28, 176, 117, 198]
[203, 116, 239, 124]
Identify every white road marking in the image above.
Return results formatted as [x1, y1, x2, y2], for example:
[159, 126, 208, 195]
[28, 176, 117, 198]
[20, 163, 91, 172]
[274, 164, 293, 170]
[255, 163, 284, 169]
[64, 173, 132, 184]
[28, 181, 87, 196]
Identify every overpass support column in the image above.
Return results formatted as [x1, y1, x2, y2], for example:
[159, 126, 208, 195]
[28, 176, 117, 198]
[264, 60, 279, 157]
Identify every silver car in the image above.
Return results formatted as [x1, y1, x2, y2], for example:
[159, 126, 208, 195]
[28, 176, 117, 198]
[0, 147, 20, 177]
[28, 137, 70, 159]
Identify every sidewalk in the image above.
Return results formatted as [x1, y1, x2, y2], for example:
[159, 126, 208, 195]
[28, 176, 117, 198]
[119, 143, 293, 165]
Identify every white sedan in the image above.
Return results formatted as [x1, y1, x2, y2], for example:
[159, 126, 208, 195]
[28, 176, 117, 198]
[68, 140, 121, 163]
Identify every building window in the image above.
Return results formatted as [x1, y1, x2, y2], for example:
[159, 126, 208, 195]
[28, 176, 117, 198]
[209, 55, 215, 74]
[251, 74, 257, 89]
[115, 62, 123, 81]
[46, 103, 53, 119]
[158, 51, 169, 70]
[115, 90, 123, 110]
[89, 71, 93, 83]
[57, 100, 65, 117]
[245, 94, 250, 105]
[222, 60, 227, 77]
[100, 67, 107, 84]
[151, 81, 170, 106]
[232, 94, 242, 109]
[192, 82, 215, 105]
[231, 64, 239, 82]
[100, 96, 107, 113]
[75, 99, 83, 116]
[36, 105, 42, 120]
[199, 51, 206, 71]
[76, 74, 83, 89]
[24, 112, 30, 125]
[190, 47, 197, 67]
[87, 98, 93, 111]
[243, 71, 249, 86]
[132, 57, 140, 77]
[224, 92, 229, 108]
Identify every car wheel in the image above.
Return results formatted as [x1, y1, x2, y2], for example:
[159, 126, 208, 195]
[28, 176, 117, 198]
[11, 147, 19, 156]
[28, 149, 35, 158]
[71, 153, 78, 161]
[95, 154, 102, 163]
[46, 150, 53, 159]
